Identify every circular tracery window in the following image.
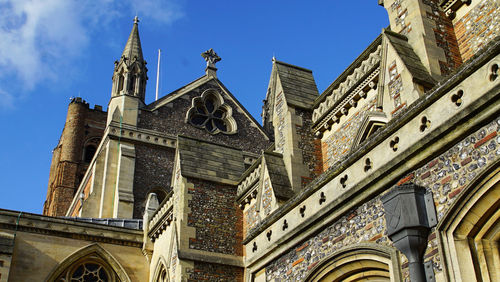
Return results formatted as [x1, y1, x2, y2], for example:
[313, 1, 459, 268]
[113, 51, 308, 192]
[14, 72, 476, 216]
[186, 89, 237, 135]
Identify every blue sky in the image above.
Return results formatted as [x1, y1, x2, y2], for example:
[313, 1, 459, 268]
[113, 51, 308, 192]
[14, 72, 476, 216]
[0, 0, 388, 214]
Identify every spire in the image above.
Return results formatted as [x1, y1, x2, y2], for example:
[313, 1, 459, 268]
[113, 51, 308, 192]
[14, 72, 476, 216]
[121, 16, 144, 62]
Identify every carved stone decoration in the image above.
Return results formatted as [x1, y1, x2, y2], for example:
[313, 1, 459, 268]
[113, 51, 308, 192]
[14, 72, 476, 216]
[186, 89, 237, 135]
[201, 48, 221, 77]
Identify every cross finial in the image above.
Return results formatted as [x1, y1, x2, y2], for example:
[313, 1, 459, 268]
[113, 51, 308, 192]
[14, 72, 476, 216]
[201, 48, 221, 69]
[201, 49, 221, 77]
[134, 16, 139, 24]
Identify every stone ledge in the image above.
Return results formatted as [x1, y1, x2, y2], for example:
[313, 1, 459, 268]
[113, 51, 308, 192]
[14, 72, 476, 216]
[0, 209, 143, 247]
[178, 248, 244, 268]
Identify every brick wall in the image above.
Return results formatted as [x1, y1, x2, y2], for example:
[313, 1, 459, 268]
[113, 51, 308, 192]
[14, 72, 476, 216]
[187, 178, 243, 256]
[133, 145, 174, 218]
[263, 117, 500, 281]
[187, 262, 243, 282]
[453, 0, 499, 62]
[44, 100, 106, 216]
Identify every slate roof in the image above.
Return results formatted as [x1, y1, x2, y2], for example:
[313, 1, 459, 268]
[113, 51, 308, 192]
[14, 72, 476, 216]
[384, 29, 437, 87]
[274, 60, 319, 109]
[121, 18, 144, 62]
[177, 136, 246, 185]
[263, 152, 294, 201]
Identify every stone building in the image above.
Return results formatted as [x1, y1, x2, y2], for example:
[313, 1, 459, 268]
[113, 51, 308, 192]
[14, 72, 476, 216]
[0, 0, 499, 281]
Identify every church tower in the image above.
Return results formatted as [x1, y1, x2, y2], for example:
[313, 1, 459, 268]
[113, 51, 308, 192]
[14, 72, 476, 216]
[108, 16, 148, 126]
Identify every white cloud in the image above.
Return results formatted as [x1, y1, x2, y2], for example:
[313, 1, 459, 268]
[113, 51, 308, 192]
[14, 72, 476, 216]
[0, 0, 184, 109]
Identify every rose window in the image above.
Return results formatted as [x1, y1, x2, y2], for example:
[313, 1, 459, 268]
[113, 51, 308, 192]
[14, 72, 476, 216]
[186, 89, 237, 134]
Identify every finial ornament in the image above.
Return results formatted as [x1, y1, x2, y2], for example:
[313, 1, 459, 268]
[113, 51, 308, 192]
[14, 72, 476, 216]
[134, 16, 139, 24]
[201, 49, 221, 69]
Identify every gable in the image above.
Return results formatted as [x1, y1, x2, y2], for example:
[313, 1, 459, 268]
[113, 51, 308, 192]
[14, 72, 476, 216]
[379, 30, 436, 117]
[137, 77, 271, 154]
[274, 60, 319, 109]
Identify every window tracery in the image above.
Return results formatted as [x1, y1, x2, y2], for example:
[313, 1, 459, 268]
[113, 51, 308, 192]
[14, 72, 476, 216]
[186, 89, 237, 134]
[57, 260, 114, 282]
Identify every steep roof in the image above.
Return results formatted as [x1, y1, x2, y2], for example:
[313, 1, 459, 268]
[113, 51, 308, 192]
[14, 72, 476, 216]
[383, 29, 436, 87]
[121, 17, 144, 62]
[274, 60, 319, 109]
[263, 152, 294, 201]
[177, 136, 246, 185]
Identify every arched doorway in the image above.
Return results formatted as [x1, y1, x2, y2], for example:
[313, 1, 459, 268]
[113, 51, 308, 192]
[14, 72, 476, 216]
[305, 243, 401, 282]
[438, 162, 500, 281]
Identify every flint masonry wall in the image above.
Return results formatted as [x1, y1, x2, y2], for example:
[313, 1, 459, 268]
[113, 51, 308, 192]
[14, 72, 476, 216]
[132, 145, 174, 218]
[453, 0, 499, 62]
[187, 178, 243, 256]
[261, 116, 500, 281]
[187, 262, 243, 282]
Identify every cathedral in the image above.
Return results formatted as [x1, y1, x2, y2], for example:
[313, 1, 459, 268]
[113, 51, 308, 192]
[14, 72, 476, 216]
[1, 0, 499, 281]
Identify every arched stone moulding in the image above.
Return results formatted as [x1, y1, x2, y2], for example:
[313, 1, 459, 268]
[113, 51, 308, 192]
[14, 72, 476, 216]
[304, 243, 402, 282]
[437, 160, 500, 282]
[45, 243, 131, 282]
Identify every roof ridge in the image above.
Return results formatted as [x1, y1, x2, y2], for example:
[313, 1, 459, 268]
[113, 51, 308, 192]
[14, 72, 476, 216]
[274, 60, 313, 73]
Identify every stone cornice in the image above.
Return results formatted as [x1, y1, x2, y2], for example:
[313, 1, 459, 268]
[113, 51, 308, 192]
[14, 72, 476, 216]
[0, 209, 143, 247]
[147, 191, 174, 241]
[108, 122, 177, 148]
[312, 41, 382, 126]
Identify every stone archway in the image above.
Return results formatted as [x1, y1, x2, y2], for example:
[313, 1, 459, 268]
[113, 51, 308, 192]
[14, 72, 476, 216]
[305, 243, 401, 282]
[438, 162, 500, 281]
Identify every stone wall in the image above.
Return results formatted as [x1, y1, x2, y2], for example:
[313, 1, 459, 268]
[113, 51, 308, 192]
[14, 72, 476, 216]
[422, 0, 463, 75]
[138, 80, 270, 154]
[274, 91, 286, 155]
[295, 108, 322, 184]
[187, 178, 243, 256]
[321, 98, 378, 170]
[186, 262, 243, 282]
[243, 201, 260, 238]
[454, 0, 499, 62]
[262, 116, 500, 281]
[133, 144, 174, 218]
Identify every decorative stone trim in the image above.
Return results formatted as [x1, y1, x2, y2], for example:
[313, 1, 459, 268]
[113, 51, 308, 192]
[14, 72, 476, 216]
[147, 191, 174, 241]
[314, 68, 380, 134]
[108, 122, 177, 148]
[237, 164, 262, 207]
[313, 43, 382, 126]
[440, 0, 472, 19]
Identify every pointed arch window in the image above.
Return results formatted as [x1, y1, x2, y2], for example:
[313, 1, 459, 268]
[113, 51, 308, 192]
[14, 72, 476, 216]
[46, 244, 131, 282]
[118, 71, 125, 93]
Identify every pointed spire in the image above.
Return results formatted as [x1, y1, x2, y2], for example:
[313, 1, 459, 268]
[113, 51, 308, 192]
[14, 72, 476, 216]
[121, 16, 144, 62]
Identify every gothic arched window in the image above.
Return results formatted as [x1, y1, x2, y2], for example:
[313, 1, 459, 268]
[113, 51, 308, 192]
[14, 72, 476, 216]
[83, 145, 97, 163]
